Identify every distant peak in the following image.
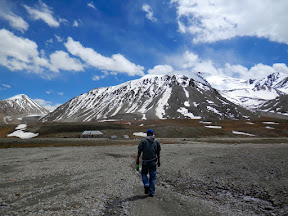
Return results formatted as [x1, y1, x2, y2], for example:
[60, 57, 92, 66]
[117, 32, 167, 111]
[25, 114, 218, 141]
[6, 94, 28, 100]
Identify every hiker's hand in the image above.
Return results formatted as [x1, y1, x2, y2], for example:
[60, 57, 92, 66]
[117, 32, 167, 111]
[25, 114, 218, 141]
[157, 161, 161, 167]
[136, 158, 140, 165]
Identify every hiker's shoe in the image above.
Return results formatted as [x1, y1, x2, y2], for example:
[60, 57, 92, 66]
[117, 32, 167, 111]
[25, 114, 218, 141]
[144, 185, 150, 194]
[148, 193, 154, 197]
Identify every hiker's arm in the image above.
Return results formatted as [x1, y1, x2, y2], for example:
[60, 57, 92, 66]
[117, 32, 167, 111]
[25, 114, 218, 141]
[136, 155, 140, 165]
[136, 141, 142, 165]
[157, 141, 161, 167]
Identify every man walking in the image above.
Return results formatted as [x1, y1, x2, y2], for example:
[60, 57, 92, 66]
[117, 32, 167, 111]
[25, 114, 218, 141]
[136, 129, 161, 197]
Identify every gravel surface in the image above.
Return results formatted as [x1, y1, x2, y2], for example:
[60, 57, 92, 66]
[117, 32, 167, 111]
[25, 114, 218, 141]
[0, 140, 288, 215]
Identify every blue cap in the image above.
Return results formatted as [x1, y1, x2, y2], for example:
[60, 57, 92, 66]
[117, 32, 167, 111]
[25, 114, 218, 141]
[147, 129, 153, 135]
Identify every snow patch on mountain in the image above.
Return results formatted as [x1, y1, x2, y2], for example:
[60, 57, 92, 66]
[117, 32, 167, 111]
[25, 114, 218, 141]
[177, 107, 201, 119]
[155, 87, 172, 119]
[184, 101, 190, 107]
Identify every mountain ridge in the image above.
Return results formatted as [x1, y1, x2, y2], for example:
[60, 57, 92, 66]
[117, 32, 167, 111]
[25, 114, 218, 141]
[40, 74, 256, 122]
[2, 72, 288, 123]
[0, 94, 49, 124]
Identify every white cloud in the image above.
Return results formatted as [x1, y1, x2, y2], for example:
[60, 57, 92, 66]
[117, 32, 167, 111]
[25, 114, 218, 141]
[222, 63, 249, 78]
[54, 34, 63, 42]
[165, 51, 220, 75]
[0, 12, 29, 33]
[73, 19, 82, 27]
[0, 0, 29, 33]
[73, 20, 79, 27]
[92, 75, 105, 81]
[58, 18, 68, 24]
[46, 38, 53, 44]
[246, 63, 288, 80]
[110, 72, 117, 76]
[1, 83, 11, 90]
[193, 60, 220, 75]
[24, 1, 60, 27]
[57, 92, 64, 96]
[65, 37, 144, 76]
[0, 28, 48, 72]
[87, 2, 96, 10]
[180, 51, 199, 69]
[49, 51, 84, 72]
[33, 98, 61, 111]
[0, 29, 85, 77]
[148, 65, 174, 75]
[172, 0, 288, 44]
[142, 4, 157, 22]
[150, 51, 288, 82]
[273, 63, 288, 74]
[2, 83, 11, 88]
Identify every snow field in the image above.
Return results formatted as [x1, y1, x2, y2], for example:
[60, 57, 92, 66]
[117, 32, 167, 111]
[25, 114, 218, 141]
[7, 124, 39, 139]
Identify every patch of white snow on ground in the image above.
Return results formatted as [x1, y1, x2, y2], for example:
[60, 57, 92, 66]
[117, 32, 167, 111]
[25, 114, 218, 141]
[205, 125, 222, 129]
[266, 126, 274, 129]
[199, 121, 213, 124]
[278, 112, 288, 116]
[7, 124, 39, 139]
[142, 114, 147, 120]
[133, 132, 146, 137]
[232, 131, 256, 136]
[246, 122, 254, 124]
[263, 122, 279, 124]
[139, 124, 144, 127]
[98, 119, 119, 122]
[7, 130, 39, 139]
[177, 107, 201, 119]
[16, 124, 27, 130]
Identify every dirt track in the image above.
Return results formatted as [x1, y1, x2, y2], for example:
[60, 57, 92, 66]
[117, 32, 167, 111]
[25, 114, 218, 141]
[1, 139, 288, 215]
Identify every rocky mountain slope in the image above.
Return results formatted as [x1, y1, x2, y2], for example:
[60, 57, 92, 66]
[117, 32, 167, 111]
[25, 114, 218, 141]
[41, 75, 256, 122]
[259, 95, 288, 117]
[0, 94, 49, 124]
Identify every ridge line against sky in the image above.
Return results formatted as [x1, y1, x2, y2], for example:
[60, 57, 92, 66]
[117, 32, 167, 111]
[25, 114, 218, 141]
[0, 0, 288, 111]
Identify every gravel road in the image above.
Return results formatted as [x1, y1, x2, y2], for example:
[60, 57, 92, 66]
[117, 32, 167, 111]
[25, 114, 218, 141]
[0, 140, 288, 215]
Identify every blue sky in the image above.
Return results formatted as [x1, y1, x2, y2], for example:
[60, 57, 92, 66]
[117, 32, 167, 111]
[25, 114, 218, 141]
[0, 0, 288, 110]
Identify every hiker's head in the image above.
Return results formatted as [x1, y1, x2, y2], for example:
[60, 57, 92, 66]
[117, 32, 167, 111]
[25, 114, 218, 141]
[147, 129, 153, 136]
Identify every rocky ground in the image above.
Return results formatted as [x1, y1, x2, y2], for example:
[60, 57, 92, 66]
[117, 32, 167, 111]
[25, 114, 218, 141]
[0, 139, 288, 215]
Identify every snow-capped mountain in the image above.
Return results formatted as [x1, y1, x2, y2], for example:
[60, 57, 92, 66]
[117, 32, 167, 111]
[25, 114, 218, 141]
[41, 75, 256, 122]
[0, 94, 49, 124]
[3, 72, 286, 123]
[253, 72, 288, 94]
[205, 72, 288, 109]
